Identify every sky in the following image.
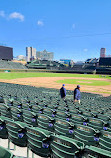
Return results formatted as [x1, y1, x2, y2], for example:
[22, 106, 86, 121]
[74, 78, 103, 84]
[0, 0, 111, 61]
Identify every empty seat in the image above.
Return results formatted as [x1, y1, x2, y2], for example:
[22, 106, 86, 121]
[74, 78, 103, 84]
[71, 114, 86, 125]
[23, 110, 37, 127]
[6, 120, 27, 148]
[51, 135, 84, 158]
[0, 104, 11, 118]
[74, 124, 99, 146]
[83, 145, 111, 158]
[0, 116, 8, 139]
[11, 107, 23, 122]
[88, 117, 105, 130]
[0, 146, 15, 158]
[54, 119, 74, 138]
[37, 114, 54, 132]
[99, 130, 111, 151]
[27, 126, 51, 157]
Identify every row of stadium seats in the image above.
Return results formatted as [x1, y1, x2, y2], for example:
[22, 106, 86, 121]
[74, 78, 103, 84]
[0, 102, 111, 133]
[0, 82, 111, 157]
[0, 116, 111, 158]
[0, 60, 27, 69]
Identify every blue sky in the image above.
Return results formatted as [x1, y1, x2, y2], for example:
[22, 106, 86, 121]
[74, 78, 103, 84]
[0, 0, 111, 61]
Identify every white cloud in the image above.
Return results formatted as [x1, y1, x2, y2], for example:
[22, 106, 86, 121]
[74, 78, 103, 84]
[9, 12, 24, 21]
[72, 24, 75, 29]
[0, 10, 5, 17]
[37, 20, 44, 26]
[83, 48, 88, 52]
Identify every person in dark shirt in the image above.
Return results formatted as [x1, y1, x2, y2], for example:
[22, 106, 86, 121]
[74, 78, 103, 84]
[74, 85, 81, 104]
[60, 84, 66, 99]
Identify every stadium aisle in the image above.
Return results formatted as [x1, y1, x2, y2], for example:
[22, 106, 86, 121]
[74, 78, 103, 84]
[0, 138, 42, 158]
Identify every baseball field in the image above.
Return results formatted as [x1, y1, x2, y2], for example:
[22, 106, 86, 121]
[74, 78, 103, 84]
[0, 72, 111, 96]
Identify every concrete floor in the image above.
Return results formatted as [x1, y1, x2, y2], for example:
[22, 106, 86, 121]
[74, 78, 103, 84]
[0, 138, 42, 158]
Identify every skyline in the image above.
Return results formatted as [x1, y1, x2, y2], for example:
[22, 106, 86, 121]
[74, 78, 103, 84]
[0, 0, 111, 61]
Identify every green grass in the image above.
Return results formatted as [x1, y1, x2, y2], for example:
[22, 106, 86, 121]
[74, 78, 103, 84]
[92, 91, 111, 94]
[57, 79, 111, 86]
[0, 72, 110, 80]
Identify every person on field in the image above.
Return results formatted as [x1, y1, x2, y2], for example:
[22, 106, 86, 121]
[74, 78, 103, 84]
[60, 84, 66, 99]
[74, 85, 81, 104]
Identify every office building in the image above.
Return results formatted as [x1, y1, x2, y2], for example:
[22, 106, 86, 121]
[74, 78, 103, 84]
[0, 45, 13, 60]
[17, 55, 26, 61]
[100, 48, 106, 58]
[26, 47, 36, 62]
[36, 49, 53, 61]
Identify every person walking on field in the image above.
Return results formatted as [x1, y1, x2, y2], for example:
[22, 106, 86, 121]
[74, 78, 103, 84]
[74, 85, 81, 104]
[60, 84, 66, 99]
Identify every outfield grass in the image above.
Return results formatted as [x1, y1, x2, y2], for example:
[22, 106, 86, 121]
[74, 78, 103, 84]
[0, 72, 110, 80]
[56, 79, 110, 86]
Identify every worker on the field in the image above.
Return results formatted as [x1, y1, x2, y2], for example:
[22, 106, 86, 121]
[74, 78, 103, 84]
[60, 84, 66, 99]
[74, 85, 81, 104]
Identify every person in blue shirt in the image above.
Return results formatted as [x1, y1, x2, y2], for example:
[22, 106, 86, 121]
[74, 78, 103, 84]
[60, 84, 66, 99]
[74, 85, 81, 104]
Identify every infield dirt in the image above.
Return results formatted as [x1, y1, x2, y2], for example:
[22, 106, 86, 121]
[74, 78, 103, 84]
[0, 77, 111, 96]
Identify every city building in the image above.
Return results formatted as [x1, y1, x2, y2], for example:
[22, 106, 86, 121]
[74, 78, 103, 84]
[26, 47, 36, 62]
[0, 45, 13, 60]
[36, 49, 54, 61]
[17, 55, 26, 61]
[100, 48, 106, 58]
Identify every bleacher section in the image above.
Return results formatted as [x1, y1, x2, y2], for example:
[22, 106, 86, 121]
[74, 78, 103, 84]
[0, 60, 27, 69]
[26, 60, 65, 69]
[0, 83, 111, 157]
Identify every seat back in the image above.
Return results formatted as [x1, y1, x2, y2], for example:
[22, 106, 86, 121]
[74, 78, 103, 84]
[0, 146, 14, 158]
[37, 114, 54, 132]
[83, 145, 111, 158]
[55, 119, 74, 138]
[0, 116, 8, 139]
[23, 110, 37, 127]
[88, 118, 104, 130]
[6, 120, 27, 147]
[27, 126, 51, 157]
[11, 107, 23, 122]
[99, 130, 111, 151]
[74, 124, 98, 146]
[51, 135, 84, 158]
[0, 104, 11, 118]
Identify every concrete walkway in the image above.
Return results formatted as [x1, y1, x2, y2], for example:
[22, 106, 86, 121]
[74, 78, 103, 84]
[0, 138, 42, 158]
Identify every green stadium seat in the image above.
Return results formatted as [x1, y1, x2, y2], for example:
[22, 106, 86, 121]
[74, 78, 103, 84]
[0, 96, 4, 103]
[37, 114, 54, 132]
[0, 146, 15, 158]
[99, 130, 111, 151]
[51, 134, 84, 158]
[71, 114, 87, 125]
[11, 107, 23, 122]
[5, 120, 27, 149]
[88, 117, 105, 130]
[0, 104, 11, 118]
[27, 126, 51, 158]
[54, 119, 74, 138]
[32, 105, 42, 114]
[23, 110, 37, 127]
[83, 145, 111, 158]
[74, 124, 99, 146]
[0, 116, 8, 139]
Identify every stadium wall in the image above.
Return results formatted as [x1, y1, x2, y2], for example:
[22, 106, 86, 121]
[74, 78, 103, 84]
[0, 68, 96, 74]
